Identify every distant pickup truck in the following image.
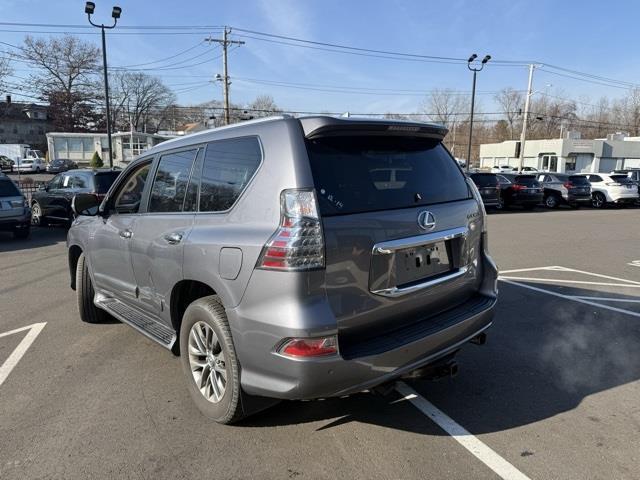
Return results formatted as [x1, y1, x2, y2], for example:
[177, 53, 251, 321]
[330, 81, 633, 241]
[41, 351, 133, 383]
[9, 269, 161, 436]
[0, 144, 45, 165]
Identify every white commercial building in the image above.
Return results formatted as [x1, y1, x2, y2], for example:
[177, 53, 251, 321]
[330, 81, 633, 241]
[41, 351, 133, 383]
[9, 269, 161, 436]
[479, 132, 640, 173]
[46, 131, 173, 168]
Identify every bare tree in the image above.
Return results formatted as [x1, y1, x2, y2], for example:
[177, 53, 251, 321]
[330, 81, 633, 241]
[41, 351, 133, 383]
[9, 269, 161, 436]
[109, 71, 176, 132]
[0, 56, 11, 92]
[21, 35, 101, 131]
[422, 89, 469, 127]
[247, 95, 281, 118]
[494, 88, 524, 140]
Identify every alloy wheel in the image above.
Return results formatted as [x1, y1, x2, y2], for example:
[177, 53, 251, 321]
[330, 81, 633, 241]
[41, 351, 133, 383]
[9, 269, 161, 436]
[592, 192, 605, 208]
[188, 321, 227, 403]
[31, 202, 42, 225]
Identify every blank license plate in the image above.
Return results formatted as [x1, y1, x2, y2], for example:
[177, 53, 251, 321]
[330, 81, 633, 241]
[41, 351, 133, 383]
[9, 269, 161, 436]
[395, 241, 452, 286]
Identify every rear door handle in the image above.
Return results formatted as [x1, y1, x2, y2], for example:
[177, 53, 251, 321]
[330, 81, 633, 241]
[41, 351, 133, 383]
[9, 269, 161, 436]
[163, 232, 183, 245]
[119, 229, 132, 239]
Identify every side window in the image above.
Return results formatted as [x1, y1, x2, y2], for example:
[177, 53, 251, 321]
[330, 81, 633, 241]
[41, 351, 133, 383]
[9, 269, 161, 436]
[113, 163, 151, 214]
[183, 149, 204, 212]
[48, 174, 63, 190]
[61, 174, 73, 189]
[199, 137, 262, 212]
[148, 149, 198, 213]
[72, 174, 88, 189]
[589, 175, 603, 182]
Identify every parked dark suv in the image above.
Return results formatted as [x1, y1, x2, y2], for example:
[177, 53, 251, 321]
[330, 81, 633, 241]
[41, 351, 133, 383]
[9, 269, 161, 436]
[67, 116, 498, 424]
[469, 172, 501, 208]
[496, 173, 543, 209]
[32, 169, 121, 226]
[536, 173, 592, 208]
[46, 158, 78, 173]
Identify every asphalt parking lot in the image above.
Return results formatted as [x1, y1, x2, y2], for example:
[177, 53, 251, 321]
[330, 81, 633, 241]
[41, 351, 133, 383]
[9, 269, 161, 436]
[1, 208, 639, 479]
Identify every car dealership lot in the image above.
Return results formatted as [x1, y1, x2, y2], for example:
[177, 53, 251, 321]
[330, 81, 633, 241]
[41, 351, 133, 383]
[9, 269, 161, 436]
[1, 208, 639, 480]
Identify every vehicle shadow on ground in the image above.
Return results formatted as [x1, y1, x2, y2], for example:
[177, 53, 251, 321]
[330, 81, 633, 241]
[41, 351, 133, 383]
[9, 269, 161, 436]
[239, 281, 640, 435]
[0, 226, 67, 253]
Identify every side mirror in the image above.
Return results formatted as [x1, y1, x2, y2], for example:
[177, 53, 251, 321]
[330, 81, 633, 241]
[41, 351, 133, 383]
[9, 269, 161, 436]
[72, 193, 101, 217]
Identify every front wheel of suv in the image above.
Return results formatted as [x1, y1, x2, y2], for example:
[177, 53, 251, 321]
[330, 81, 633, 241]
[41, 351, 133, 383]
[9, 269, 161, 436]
[179, 296, 245, 424]
[76, 252, 111, 323]
[592, 192, 606, 209]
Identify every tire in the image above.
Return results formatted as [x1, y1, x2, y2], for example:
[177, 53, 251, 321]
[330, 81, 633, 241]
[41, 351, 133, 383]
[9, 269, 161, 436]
[179, 296, 246, 424]
[592, 192, 606, 209]
[76, 252, 110, 324]
[544, 194, 560, 209]
[35, 167, 41, 173]
[31, 201, 47, 226]
[13, 227, 30, 239]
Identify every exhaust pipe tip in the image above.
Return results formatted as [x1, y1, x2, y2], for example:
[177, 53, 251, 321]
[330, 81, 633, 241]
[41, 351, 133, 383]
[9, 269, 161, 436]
[470, 332, 487, 346]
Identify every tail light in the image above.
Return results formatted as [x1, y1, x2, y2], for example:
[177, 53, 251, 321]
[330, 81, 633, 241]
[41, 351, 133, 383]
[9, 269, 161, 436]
[257, 189, 325, 271]
[511, 184, 525, 191]
[277, 335, 338, 358]
[563, 182, 573, 189]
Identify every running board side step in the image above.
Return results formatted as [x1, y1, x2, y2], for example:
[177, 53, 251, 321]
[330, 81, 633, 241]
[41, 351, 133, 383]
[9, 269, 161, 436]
[97, 297, 176, 350]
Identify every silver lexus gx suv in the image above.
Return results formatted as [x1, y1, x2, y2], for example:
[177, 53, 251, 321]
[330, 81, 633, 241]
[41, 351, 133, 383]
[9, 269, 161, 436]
[67, 116, 498, 424]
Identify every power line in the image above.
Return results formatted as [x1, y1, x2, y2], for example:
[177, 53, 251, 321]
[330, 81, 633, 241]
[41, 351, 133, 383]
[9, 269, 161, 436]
[111, 40, 205, 68]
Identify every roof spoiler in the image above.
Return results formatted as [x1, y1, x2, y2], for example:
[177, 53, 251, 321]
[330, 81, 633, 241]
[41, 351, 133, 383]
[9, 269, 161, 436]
[300, 116, 448, 140]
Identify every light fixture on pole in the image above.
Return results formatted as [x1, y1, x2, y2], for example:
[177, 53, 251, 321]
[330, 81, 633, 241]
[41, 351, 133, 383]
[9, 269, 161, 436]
[466, 54, 491, 172]
[86, 1, 122, 169]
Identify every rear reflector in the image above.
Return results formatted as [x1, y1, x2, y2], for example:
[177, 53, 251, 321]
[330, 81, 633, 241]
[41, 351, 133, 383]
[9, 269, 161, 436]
[257, 189, 325, 271]
[278, 336, 338, 358]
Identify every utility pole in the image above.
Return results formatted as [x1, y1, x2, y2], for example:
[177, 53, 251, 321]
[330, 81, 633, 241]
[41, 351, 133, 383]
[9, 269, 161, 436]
[205, 27, 245, 125]
[518, 64, 535, 173]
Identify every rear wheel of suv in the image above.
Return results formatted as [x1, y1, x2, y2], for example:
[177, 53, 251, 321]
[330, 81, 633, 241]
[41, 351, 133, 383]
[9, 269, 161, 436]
[544, 194, 560, 209]
[76, 252, 111, 323]
[179, 296, 245, 424]
[592, 192, 606, 209]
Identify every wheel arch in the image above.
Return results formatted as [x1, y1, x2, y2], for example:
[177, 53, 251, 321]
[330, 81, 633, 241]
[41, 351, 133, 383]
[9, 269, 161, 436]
[169, 279, 219, 353]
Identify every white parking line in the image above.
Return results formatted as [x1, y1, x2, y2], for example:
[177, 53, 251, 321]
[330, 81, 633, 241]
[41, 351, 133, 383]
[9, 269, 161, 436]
[628, 260, 640, 268]
[570, 296, 640, 303]
[0, 323, 47, 388]
[498, 277, 640, 288]
[500, 278, 640, 318]
[395, 382, 532, 480]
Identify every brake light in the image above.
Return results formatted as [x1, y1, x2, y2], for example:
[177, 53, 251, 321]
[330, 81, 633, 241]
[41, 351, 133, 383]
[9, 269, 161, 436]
[257, 189, 325, 271]
[563, 182, 573, 189]
[512, 184, 525, 191]
[278, 336, 338, 358]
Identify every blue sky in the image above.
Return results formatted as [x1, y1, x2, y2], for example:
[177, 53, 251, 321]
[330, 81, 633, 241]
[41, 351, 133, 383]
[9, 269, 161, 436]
[0, 0, 638, 114]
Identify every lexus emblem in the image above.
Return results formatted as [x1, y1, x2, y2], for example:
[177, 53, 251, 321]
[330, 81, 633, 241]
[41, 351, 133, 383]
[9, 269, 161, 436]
[417, 210, 436, 231]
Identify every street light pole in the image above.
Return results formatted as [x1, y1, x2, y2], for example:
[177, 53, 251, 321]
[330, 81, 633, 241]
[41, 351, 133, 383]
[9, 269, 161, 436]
[466, 54, 491, 173]
[85, 2, 121, 169]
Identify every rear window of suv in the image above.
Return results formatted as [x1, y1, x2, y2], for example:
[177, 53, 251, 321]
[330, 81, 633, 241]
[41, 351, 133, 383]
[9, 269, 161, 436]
[610, 174, 634, 184]
[471, 173, 498, 187]
[306, 136, 470, 216]
[568, 175, 590, 185]
[0, 179, 20, 197]
[514, 176, 540, 187]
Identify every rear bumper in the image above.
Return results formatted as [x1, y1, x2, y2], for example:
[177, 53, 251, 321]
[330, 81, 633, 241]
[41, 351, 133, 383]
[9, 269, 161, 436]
[228, 253, 498, 400]
[0, 211, 31, 231]
[512, 193, 543, 204]
[567, 193, 591, 204]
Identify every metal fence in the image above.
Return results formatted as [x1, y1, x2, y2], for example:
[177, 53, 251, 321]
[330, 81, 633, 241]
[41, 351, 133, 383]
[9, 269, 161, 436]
[15, 180, 47, 203]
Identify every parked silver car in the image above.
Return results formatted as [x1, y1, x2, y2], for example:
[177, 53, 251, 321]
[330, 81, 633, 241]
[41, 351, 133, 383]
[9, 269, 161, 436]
[67, 116, 498, 423]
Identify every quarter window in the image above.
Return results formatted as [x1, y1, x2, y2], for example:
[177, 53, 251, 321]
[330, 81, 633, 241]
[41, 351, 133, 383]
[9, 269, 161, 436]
[199, 137, 262, 212]
[113, 163, 151, 214]
[148, 149, 198, 213]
